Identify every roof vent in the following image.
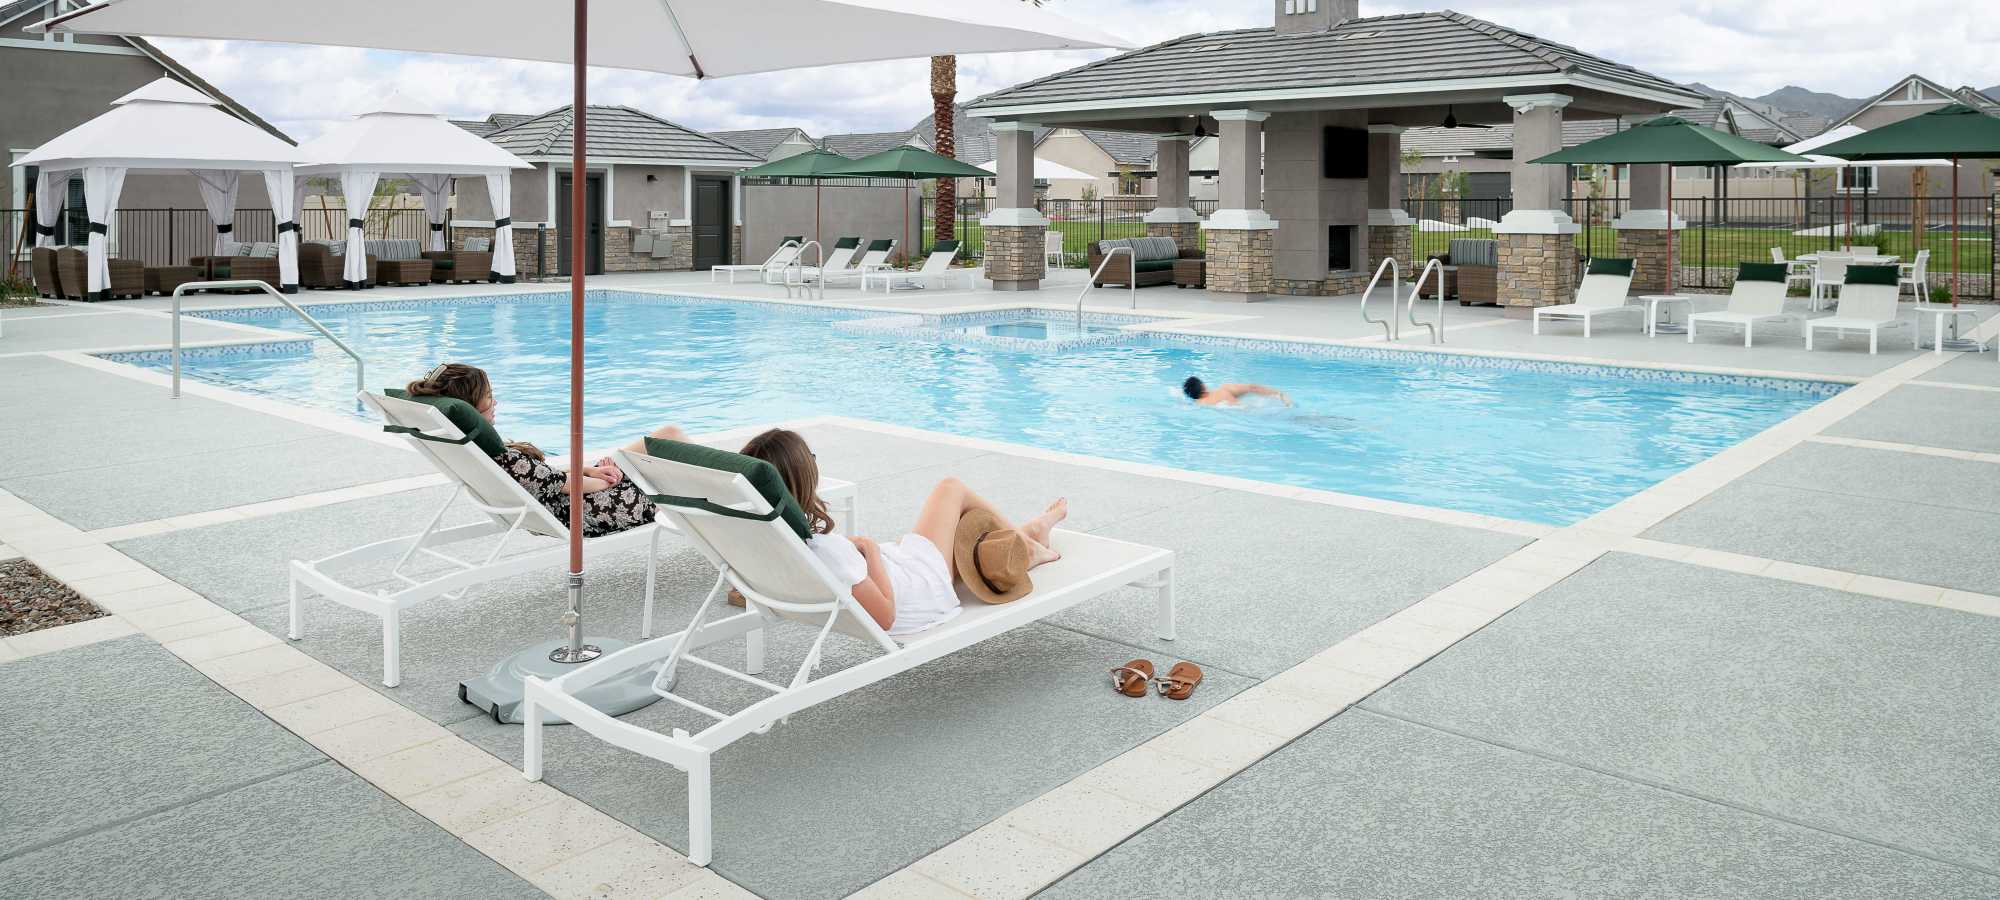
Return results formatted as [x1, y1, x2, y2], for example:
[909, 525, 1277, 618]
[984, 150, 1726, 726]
[1190, 42, 1231, 53]
[1332, 30, 1380, 40]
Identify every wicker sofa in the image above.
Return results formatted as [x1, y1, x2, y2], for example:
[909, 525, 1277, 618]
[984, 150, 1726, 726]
[299, 241, 377, 289]
[424, 237, 495, 285]
[1429, 237, 1498, 306]
[1088, 236, 1199, 288]
[188, 254, 281, 292]
[54, 247, 144, 300]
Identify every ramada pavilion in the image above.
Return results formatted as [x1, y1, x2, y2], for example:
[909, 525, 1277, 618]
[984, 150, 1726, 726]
[970, 0, 1706, 305]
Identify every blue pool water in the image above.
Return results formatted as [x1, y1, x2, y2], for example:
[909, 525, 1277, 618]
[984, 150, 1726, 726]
[144, 292, 1838, 525]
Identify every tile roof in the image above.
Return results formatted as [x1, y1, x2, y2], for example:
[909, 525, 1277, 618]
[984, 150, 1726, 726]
[907, 104, 1050, 165]
[819, 130, 925, 159]
[1073, 129, 1158, 165]
[968, 11, 1702, 114]
[480, 105, 761, 166]
[711, 127, 813, 159]
[450, 113, 537, 137]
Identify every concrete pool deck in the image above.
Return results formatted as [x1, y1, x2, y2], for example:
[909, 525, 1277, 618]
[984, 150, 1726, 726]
[2, 273, 1997, 899]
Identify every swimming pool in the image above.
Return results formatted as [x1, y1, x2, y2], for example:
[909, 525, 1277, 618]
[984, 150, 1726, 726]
[134, 291, 1840, 525]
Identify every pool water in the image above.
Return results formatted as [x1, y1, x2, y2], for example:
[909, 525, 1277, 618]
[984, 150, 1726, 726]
[963, 320, 1121, 340]
[154, 292, 1837, 525]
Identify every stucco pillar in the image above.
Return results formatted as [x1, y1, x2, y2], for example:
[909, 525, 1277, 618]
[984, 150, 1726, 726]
[1493, 93, 1580, 313]
[981, 120, 1047, 291]
[1145, 135, 1200, 249]
[1366, 125, 1413, 274]
[1202, 110, 1274, 301]
[1613, 164, 1683, 294]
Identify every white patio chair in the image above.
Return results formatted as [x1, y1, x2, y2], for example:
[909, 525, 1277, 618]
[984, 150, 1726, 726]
[1045, 231, 1065, 269]
[1898, 249, 1931, 300]
[1769, 246, 1812, 294]
[1806, 265, 1911, 354]
[1688, 263, 1801, 347]
[524, 447, 1176, 867]
[862, 240, 976, 292]
[709, 237, 804, 284]
[1809, 254, 1851, 312]
[781, 236, 861, 284]
[1533, 257, 1643, 337]
[820, 239, 896, 288]
[287, 392, 855, 687]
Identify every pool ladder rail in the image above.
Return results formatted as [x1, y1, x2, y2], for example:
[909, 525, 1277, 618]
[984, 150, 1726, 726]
[169, 280, 364, 400]
[781, 239, 825, 302]
[1359, 256, 1445, 345]
[1075, 245, 1136, 332]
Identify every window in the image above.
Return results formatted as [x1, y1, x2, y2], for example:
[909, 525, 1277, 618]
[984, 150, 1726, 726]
[1838, 166, 1876, 194]
[1118, 171, 1142, 195]
[1283, 0, 1318, 12]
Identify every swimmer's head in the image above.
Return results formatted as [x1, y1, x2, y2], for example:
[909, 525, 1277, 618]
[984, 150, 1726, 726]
[1182, 377, 1206, 400]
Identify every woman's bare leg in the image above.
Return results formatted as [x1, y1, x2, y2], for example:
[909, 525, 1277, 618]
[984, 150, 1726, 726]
[910, 478, 1066, 580]
[624, 424, 687, 454]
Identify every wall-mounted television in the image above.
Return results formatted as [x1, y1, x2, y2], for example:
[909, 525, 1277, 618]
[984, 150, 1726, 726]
[1323, 126, 1369, 179]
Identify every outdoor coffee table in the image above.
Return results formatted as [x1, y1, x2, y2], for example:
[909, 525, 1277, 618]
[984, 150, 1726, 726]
[1638, 294, 1693, 336]
[1173, 258, 1206, 289]
[144, 265, 201, 296]
[1912, 304, 1985, 353]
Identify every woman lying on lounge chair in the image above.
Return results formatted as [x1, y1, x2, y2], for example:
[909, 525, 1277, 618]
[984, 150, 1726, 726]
[739, 429, 1068, 635]
[406, 363, 686, 537]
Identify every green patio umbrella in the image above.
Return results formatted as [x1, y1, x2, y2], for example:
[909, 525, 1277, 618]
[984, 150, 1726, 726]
[1533, 116, 1805, 293]
[831, 146, 989, 264]
[1812, 104, 2000, 306]
[738, 149, 862, 257]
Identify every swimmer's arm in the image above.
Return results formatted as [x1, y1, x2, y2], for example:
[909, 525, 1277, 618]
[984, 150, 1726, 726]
[1224, 383, 1293, 406]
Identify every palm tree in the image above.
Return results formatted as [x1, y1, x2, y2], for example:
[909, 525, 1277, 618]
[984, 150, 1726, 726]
[931, 0, 1044, 245]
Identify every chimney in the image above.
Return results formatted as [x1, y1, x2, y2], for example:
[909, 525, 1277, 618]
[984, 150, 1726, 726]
[1275, 0, 1359, 34]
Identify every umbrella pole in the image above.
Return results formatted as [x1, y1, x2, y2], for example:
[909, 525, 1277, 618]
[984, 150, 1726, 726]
[1951, 155, 1959, 307]
[558, 0, 593, 664]
[1666, 169, 1674, 295]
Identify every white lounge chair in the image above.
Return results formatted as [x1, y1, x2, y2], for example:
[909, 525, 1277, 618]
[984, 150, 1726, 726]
[1808, 254, 1851, 312]
[1533, 258, 1643, 337]
[781, 236, 860, 284]
[1687, 263, 1802, 347]
[1806, 265, 1910, 354]
[1898, 249, 1931, 300]
[821, 239, 895, 288]
[861, 240, 976, 292]
[524, 446, 1176, 867]
[709, 237, 804, 284]
[287, 392, 856, 687]
[1769, 247, 1812, 294]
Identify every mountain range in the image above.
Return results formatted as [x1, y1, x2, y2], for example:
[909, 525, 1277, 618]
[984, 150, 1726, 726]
[1688, 82, 2000, 125]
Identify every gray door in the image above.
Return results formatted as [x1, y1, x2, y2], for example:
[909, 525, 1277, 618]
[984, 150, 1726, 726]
[693, 177, 731, 270]
[556, 173, 604, 276]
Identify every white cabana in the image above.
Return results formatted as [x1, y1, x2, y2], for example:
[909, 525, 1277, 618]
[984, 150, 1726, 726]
[1736, 125, 1953, 171]
[296, 92, 532, 285]
[977, 156, 1096, 182]
[13, 78, 303, 297]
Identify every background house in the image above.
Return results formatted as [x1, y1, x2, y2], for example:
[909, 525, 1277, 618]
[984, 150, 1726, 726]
[1817, 75, 1999, 198]
[711, 127, 817, 163]
[2, 0, 291, 266]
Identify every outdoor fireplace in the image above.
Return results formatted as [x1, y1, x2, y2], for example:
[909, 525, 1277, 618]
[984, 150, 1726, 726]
[1329, 225, 1355, 271]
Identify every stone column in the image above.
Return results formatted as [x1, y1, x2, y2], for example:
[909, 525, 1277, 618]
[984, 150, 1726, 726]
[981, 120, 1046, 291]
[1612, 164, 1682, 294]
[1493, 93, 1580, 314]
[1145, 135, 1201, 249]
[1201, 110, 1275, 301]
[1366, 125, 1413, 272]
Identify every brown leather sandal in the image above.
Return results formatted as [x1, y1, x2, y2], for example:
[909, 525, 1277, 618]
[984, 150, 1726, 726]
[1111, 659, 1155, 697]
[1156, 662, 1203, 700]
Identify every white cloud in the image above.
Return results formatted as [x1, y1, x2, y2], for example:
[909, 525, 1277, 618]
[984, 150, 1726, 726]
[151, 0, 1997, 143]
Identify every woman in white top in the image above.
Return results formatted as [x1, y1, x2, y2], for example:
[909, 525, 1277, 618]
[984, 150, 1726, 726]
[740, 429, 1068, 636]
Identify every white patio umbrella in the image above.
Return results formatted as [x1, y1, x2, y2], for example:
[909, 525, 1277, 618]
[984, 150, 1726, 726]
[297, 93, 532, 286]
[1735, 125, 1951, 242]
[13, 77, 304, 297]
[978, 156, 1096, 182]
[38, 0, 1129, 723]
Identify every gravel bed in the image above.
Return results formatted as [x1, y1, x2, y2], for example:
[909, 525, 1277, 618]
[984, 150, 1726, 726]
[0, 559, 106, 637]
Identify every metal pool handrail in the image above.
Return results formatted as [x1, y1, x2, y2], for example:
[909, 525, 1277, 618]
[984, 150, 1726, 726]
[1404, 258, 1445, 344]
[171, 280, 363, 400]
[1077, 245, 1135, 331]
[1359, 257, 1401, 341]
[782, 240, 824, 302]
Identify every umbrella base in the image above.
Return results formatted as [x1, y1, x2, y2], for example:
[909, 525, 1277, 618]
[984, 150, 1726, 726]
[1926, 337, 1985, 352]
[460, 637, 660, 725]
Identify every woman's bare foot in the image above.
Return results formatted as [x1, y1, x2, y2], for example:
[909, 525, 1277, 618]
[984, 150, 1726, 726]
[1024, 534, 1062, 566]
[1021, 498, 1068, 546]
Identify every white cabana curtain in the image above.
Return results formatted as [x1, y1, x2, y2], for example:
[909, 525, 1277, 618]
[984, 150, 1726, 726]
[192, 170, 240, 254]
[340, 169, 379, 287]
[484, 173, 515, 282]
[411, 173, 451, 252]
[262, 167, 300, 292]
[82, 165, 127, 298]
[33, 168, 71, 247]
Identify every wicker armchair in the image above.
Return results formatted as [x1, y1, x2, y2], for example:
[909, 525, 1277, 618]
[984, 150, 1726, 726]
[31, 247, 63, 298]
[188, 255, 281, 292]
[422, 246, 495, 284]
[55, 247, 143, 300]
[298, 243, 377, 289]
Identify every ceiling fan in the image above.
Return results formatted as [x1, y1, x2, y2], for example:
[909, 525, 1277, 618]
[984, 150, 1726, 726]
[1439, 105, 1491, 129]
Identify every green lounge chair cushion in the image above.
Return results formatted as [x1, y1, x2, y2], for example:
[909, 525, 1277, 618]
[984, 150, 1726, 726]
[643, 438, 813, 541]
[1735, 262, 1788, 283]
[932, 240, 960, 255]
[382, 388, 508, 457]
[1587, 257, 1635, 277]
[832, 237, 861, 250]
[1133, 259, 1177, 273]
[1845, 264, 1899, 286]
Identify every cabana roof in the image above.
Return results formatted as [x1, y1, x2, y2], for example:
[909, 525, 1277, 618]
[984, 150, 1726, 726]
[298, 93, 532, 175]
[15, 77, 301, 172]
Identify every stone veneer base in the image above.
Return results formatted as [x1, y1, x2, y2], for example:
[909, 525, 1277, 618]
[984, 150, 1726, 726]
[1205, 228, 1272, 300]
[1496, 232, 1579, 309]
[984, 224, 1047, 288]
[1614, 228, 1677, 295]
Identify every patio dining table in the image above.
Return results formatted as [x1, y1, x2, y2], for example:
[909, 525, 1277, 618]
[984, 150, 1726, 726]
[1797, 252, 1900, 266]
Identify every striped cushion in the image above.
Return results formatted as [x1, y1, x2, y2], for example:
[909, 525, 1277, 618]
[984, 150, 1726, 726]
[1130, 236, 1179, 261]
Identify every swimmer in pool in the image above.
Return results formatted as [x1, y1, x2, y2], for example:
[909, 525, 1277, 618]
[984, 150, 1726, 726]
[1183, 377, 1291, 407]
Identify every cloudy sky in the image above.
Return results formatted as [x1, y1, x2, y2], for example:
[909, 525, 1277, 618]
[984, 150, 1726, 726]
[152, 0, 1998, 142]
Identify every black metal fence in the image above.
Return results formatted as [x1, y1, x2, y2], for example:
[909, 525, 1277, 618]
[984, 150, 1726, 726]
[922, 197, 1220, 262]
[3, 206, 444, 271]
